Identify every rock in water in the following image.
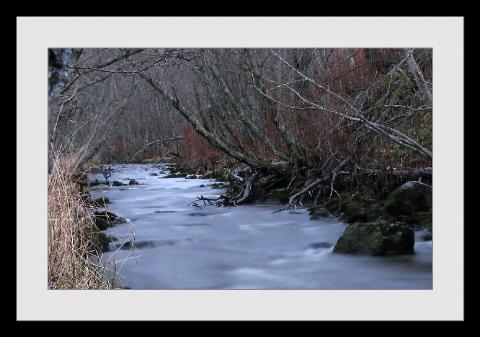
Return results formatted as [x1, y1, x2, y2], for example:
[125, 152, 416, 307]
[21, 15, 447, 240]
[333, 221, 414, 255]
[91, 232, 116, 252]
[383, 181, 431, 216]
[93, 210, 126, 230]
[309, 242, 333, 249]
[309, 206, 331, 219]
[93, 197, 110, 207]
[112, 181, 125, 186]
[128, 179, 139, 185]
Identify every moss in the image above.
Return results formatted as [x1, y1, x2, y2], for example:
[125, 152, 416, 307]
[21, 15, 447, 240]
[396, 210, 432, 231]
[383, 182, 431, 216]
[203, 165, 230, 180]
[340, 199, 369, 223]
[308, 206, 331, 219]
[88, 230, 114, 253]
[324, 192, 383, 224]
[210, 182, 229, 189]
[324, 197, 342, 216]
[333, 220, 414, 255]
[93, 210, 126, 230]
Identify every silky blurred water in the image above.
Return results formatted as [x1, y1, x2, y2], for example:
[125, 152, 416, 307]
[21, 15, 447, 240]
[90, 164, 432, 289]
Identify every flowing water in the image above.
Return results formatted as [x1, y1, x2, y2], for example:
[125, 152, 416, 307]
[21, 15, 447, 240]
[89, 164, 432, 289]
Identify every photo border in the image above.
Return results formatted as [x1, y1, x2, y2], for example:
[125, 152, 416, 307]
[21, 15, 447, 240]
[17, 16, 464, 320]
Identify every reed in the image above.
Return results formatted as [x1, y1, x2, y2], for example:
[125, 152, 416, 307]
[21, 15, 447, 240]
[48, 155, 112, 289]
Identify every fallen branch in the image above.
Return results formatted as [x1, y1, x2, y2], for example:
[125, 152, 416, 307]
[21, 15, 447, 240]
[357, 167, 432, 180]
[235, 171, 260, 204]
[274, 159, 348, 213]
[190, 195, 232, 207]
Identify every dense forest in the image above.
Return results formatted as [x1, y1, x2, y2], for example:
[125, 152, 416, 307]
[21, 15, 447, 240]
[48, 48, 432, 289]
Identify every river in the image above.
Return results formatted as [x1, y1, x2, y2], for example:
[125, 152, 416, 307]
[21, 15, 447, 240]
[89, 163, 432, 289]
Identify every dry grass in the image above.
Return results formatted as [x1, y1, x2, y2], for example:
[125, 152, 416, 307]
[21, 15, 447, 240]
[48, 156, 112, 289]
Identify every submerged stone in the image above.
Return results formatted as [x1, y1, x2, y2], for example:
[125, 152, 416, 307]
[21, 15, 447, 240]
[209, 182, 229, 189]
[309, 242, 333, 249]
[188, 212, 209, 216]
[115, 239, 176, 250]
[175, 223, 211, 227]
[128, 179, 139, 185]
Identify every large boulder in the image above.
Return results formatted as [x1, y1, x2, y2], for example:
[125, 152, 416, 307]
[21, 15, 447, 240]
[382, 181, 432, 231]
[333, 221, 414, 255]
[383, 181, 432, 216]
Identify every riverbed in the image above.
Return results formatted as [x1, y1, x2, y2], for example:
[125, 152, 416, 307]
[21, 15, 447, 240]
[89, 163, 432, 289]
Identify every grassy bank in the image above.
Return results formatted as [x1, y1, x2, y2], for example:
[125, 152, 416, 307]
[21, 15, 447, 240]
[48, 157, 112, 289]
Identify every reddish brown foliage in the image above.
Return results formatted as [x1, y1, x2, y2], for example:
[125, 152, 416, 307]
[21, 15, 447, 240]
[177, 124, 230, 171]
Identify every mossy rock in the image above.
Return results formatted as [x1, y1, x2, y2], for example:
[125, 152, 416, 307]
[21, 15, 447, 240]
[92, 197, 110, 207]
[93, 211, 126, 230]
[324, 198, 343, 217]
[309, 241, 333, 249]
[308, 206, 331, 220]
[89, 231, 116, 253]
[209, 182, 229, 189]
[383, 181, 432, 216]
[333, 220, 414, 255]
[339, 200, 369, 223]
[339, 198, 382, 223]
[396, 210, 432, 231]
